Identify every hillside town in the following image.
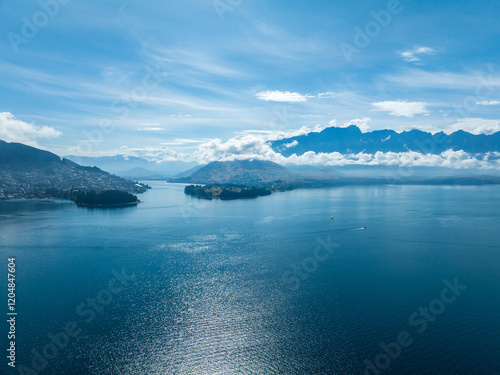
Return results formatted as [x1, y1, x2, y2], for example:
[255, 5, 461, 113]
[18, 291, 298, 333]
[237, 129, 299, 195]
[0, 166, 146, 200]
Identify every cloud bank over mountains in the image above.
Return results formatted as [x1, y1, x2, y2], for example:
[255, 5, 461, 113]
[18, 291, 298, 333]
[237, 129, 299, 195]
[119, 120, 500, 170]
[191, 136, 500, 170]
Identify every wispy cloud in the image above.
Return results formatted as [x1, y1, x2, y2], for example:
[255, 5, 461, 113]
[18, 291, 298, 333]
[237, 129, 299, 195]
[384, 69, 500, 89]
[142, 42, 248, 80]
[372, 100, 429, 117]
[317, 92, 337, 99]
[137, 127, 164, 131]
[399, 46, 437, 63]
[160, 139, 206, 146]
[477, 100, 500, 106]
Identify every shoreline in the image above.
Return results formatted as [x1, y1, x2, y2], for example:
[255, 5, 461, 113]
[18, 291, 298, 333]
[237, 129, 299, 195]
[75, 200, 141, 208]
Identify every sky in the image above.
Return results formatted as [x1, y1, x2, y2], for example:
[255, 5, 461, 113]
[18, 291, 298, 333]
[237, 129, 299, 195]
[1, 0, 500, 166]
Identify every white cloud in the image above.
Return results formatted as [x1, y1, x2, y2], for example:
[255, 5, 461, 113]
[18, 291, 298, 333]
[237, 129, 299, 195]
[0, 112, 62, 146]
[283, 140, 298, 148]
[446, 118, 500, 135]
[254, 90, 342, 102]
[317, 92, 337, 99]
[372, 100, 429, 117]
[477, 100, 500, 106]
[399, 46, 437, 63]
[160, 139, 205, 145]
[337, 117, 371, 132]
[137, 127, 164, 131]
[384, 69, 500, 90]
[255, 90, 313, 102]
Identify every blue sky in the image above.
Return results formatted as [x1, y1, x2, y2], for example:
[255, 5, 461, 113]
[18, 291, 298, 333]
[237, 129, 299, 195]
[1, 0, 500, 164]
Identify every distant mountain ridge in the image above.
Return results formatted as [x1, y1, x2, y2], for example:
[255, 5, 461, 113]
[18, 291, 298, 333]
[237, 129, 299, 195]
[65, 155, 196, 178]
[271, 125, 500, 156]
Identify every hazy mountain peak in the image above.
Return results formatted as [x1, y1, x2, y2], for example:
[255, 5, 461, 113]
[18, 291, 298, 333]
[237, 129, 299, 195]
[170, 159, 297, 185]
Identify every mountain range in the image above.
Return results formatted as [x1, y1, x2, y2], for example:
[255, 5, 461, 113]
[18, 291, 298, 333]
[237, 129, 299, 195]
[272, 125, 500, 156]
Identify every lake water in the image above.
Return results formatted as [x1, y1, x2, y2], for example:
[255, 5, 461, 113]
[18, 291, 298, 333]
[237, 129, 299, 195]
[1, 182, 500, 374]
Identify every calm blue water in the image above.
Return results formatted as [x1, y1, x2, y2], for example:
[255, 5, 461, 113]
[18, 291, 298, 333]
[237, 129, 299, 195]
[1, 182, 500, 374]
